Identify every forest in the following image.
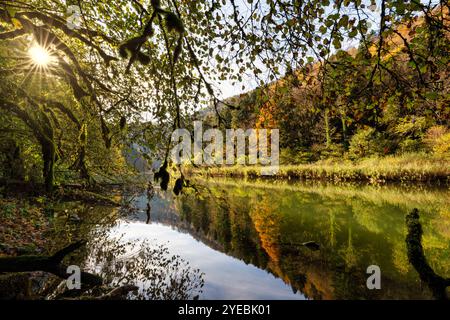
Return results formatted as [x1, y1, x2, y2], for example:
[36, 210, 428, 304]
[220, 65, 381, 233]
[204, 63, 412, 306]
[194, 6, 450, 182]
[0, 0, 449, 301]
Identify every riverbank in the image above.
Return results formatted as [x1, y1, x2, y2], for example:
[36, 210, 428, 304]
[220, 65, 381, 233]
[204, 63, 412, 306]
[0, 185, 125, 257]
[0, 184, 127, 299]
[0, 197, 52, 256]
[185, 154, 450, 185]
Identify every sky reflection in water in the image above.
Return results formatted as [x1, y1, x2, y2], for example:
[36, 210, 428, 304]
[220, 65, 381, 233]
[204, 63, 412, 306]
[107, 220, 305, 300]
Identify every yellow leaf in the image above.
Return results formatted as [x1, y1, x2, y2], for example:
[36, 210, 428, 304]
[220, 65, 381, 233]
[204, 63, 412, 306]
[11, 18, 22, 29]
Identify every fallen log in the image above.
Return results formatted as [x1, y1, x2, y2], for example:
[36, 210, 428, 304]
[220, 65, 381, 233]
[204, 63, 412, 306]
[0, 241, 102, 287]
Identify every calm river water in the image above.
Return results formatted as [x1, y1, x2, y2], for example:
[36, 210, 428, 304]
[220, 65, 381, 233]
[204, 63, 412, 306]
[78, 178, 449, 300]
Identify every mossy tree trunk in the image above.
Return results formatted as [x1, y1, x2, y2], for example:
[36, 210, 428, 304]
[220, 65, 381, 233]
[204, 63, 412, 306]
[41, 141, 56, 193]
[1, 99, 57, 192]
[44, 100, 92, 185]
[2, 140, 25, 181]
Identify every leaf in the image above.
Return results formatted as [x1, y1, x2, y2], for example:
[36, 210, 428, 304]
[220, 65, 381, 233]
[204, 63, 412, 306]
[11, 18, 22, 28]
[339, 15, 349, 28]
[6, 7, 17, 18]
[332, 38, 342, 49]
[349, 28, 358, 38]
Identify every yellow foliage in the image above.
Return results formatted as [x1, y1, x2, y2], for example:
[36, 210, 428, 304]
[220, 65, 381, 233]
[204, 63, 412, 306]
[424, 126, 450, 157]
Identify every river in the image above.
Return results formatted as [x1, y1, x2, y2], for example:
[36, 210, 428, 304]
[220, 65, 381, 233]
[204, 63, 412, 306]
[69, 178, 450, 300]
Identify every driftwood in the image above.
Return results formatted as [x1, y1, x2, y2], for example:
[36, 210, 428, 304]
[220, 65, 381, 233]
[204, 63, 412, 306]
[0, 241, 102, 287]
[406, 209, 450, 300]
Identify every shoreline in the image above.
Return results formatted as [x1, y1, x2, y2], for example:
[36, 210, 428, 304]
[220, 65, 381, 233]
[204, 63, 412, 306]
[184, 156, 450, 186]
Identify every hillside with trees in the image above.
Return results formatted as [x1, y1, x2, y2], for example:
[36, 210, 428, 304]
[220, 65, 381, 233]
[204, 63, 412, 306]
[196, 6, 449, 182]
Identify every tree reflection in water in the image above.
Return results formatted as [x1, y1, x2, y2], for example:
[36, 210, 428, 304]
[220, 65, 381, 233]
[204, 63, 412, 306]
[84, 229, 205, 300]
[172, 179, 450, 299]
[406, 209, 450, 300]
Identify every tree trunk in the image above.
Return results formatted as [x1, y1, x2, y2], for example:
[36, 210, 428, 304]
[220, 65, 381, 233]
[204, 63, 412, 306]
[324, 108, 331, 148]
[42, 142, 55, 192]
[1, 99, 57, 193]
[341, 112, 348, 149]
[0, 241, 102, 288]
[3, 141, 25, 181]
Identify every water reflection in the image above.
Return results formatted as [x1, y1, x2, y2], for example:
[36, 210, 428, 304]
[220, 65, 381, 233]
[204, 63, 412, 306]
[73, 178, 450, 300]
[406, 209, 450, 300]
[84, 228, 205, 300]
[125, 178, 449, 300]
[113, 221, 305, 299]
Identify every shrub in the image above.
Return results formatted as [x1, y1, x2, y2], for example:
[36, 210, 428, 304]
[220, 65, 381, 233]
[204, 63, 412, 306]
[434, 133, 450, 157]
[394, 116, 429, 153]
[280, 148, 314, 164]
[347, 127, 387, 160]
[398, 138, 423, 153]
[318, 143, 345, 160]
[394, 116, 428, 138]
[424, 125, 450, 157]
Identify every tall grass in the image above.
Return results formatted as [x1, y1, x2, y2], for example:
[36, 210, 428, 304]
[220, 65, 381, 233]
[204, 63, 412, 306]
[185, 153, 450, 184]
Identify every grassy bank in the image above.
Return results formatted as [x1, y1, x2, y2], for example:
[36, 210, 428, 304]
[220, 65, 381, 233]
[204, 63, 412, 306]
[191, 177, 450, 212]
[185, 154, 450, 184]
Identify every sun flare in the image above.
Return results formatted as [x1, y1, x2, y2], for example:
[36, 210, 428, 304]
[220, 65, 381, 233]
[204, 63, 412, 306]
[28, 44, 54, 67]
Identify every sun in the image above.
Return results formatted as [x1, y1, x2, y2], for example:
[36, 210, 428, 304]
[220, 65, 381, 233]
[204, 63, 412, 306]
[28, 44, 54, 67]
